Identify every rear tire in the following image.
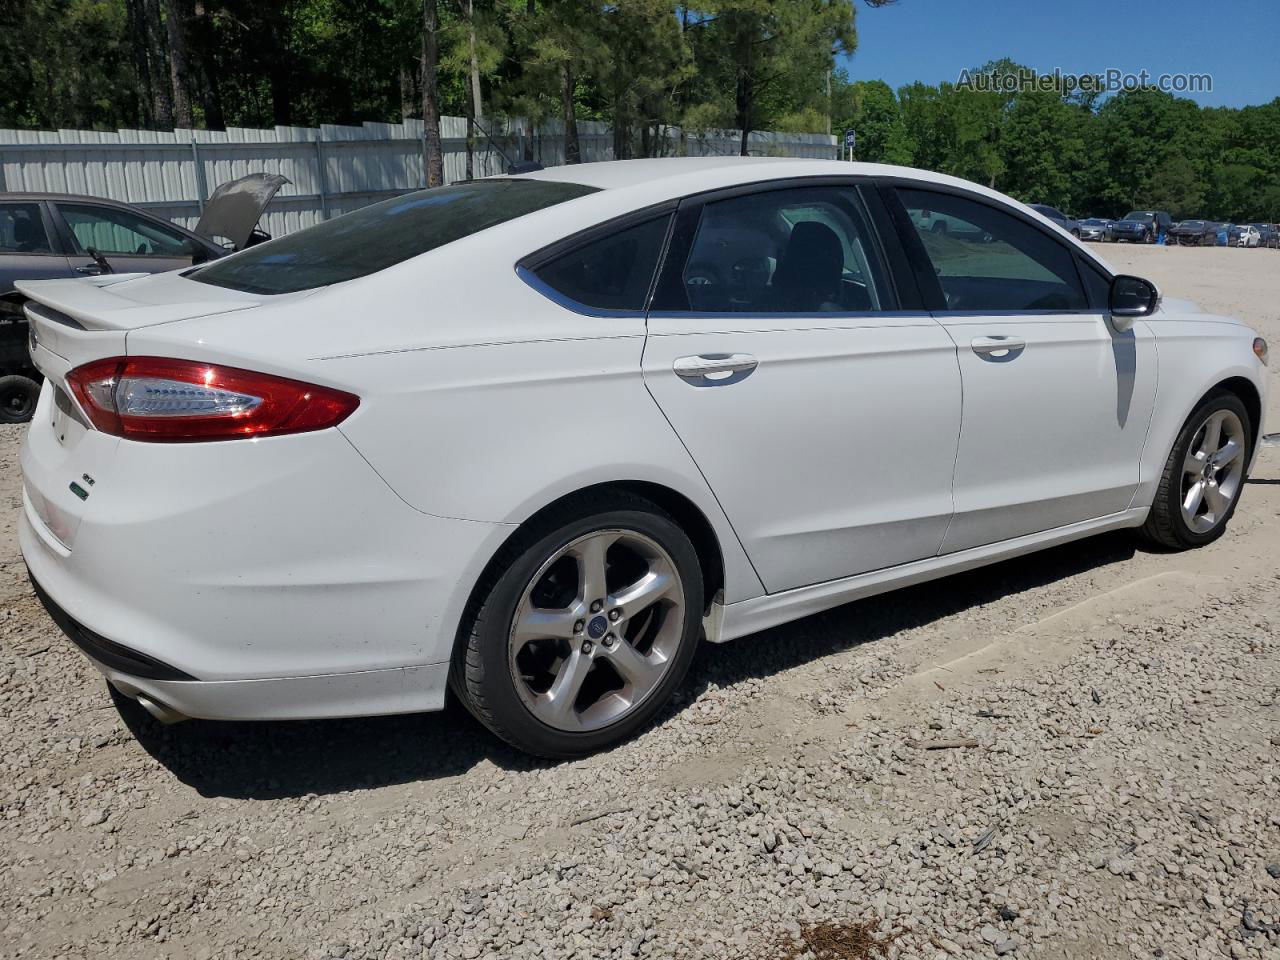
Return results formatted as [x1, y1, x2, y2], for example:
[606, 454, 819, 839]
[0, 375, 39, 423]
[453, 493, 703, 758]
[1140, 392, 1252, 550]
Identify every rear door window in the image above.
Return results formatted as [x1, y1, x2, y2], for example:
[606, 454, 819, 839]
[192, 179, 599, 295]
[662, 185, 892, 314]
[526, 214, 671, 313]
[0, 203, 53, 254]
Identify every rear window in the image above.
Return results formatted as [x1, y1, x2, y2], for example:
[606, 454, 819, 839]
[526, 214, 671, 313]
[190, 178, 598, 295]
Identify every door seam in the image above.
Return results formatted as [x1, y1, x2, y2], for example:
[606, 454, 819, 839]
[639, 325, 770, 595]
[932, 313, 964, 555]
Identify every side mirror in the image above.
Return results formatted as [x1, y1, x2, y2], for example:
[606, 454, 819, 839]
[1109, 274, 1160, 331]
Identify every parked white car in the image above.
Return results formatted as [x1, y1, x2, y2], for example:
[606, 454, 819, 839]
[17, 158, 1270, 757]
[1234, 225, 1262, 248]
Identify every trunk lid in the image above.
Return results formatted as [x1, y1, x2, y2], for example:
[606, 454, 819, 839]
[19, 272, 263, 380]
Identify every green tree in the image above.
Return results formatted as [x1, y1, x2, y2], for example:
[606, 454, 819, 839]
[0, 0, 139, 129]
[997, 84, 1091, 212]
[685, 1, 862, 156]
[1142, 155, 1206, 219]
[831, 76, 913, 164]
[898, 79, 1003, 187]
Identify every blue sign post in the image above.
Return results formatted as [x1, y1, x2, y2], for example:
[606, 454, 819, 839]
[843, 129, 857, 160]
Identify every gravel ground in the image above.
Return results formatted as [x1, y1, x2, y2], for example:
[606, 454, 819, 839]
[1, 245, 1278, 960]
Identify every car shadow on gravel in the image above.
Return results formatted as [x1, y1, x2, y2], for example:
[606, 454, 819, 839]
[119, 532, 1136, 800]
[679, 530, 1137, 703]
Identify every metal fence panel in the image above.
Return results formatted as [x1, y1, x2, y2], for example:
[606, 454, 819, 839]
[0, 118, 837, 238]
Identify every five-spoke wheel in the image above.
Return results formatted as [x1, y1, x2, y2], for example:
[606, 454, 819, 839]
[1143, 392, 1252, 549]
[508, 530, 685, 733]
[453, 494, 703, 757]
[1179, 409, 1247, 534]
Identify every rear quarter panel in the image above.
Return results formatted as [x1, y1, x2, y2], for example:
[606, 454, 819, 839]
[127, 259, 766, 606]
[319, 330, 766, 605]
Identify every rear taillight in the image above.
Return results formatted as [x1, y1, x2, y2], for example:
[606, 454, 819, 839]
[65, 357, 359, 442]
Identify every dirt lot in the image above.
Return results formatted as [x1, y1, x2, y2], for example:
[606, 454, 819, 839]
[1, 245, 1278, 960]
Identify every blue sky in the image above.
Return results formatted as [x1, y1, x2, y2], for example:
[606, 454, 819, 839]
[841, 0, 1280, 108]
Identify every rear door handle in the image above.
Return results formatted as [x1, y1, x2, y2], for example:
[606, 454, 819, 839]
[74, 264, 104, 275]
[971, 336, 1026, 357]
[673, 353, 758, 382]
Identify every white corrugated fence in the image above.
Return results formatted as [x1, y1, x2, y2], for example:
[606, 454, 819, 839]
[0, 117, 838, 239]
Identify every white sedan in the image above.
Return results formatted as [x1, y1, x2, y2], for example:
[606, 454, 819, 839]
[17, 158, 1270, 757]
[1235, 225, 1262, 248]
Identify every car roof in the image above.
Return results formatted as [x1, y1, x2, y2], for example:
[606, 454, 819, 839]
[520, 156, 799, 190]
[0, 191, 143, 206]
[516, 157, 1007, 204]
[512, 157, 1117, 275]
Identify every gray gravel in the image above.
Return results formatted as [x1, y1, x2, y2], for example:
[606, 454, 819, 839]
[2, 246, 1279, 959]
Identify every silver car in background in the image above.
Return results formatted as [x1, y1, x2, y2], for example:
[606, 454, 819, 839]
[1078, 218, 1114, 242]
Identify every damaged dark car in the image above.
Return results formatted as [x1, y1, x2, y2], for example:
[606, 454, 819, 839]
[0, 173, 287, 422]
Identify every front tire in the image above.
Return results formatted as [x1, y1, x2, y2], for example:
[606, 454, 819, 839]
[453, 494, 704, 758]
[1140, 392, 1252, 550]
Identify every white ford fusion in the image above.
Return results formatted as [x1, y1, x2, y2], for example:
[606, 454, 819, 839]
[17, 158, 1269, 757]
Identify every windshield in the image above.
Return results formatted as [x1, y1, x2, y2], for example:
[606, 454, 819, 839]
[190, 178, 599, 295]
[1123, 212, 1154, 223]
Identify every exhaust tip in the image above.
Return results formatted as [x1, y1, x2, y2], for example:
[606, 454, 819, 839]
[134, 693, 188, 725]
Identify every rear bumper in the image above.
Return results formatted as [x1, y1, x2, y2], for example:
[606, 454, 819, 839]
[19, 383, 514, 718]
[30, 568, 451, 721]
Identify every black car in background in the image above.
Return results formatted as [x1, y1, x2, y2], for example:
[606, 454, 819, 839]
[0, 174, 286, 421]
[1168, 220, 1221, 245]
[1112, 210, 1174, 243]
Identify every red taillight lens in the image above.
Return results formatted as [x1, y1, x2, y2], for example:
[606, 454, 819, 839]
[65, 357, 359, 442]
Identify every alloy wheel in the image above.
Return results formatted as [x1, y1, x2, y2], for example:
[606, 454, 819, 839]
[507, 529, 686, 732]
[1180, 409, 1247, 534]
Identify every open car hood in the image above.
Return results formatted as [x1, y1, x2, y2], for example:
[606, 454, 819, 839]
[193, 173, 289, 251]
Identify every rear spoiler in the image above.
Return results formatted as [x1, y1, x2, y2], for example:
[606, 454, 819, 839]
[15, 276, 258, 331]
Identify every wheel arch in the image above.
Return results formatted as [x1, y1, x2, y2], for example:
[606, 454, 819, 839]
[1134, 341, 1266, 510]
[483, 480, 726, 614]
[449, 480, 735, 672]
[1209, 376, 1262, 448]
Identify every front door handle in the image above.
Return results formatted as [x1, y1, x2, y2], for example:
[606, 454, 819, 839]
[673, 353, 758, 382]
[74, 264, 104, 275]
[971, 336, 1026, 358]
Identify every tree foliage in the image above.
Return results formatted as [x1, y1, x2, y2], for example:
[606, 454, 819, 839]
[0, 0, 888, 155]
[836, 68, 1280, 222]
[2, 4, 1278, 222]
